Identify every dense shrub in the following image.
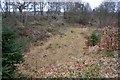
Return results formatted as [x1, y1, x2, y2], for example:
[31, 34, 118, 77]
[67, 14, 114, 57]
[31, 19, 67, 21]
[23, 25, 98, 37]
[90, 32, 99, 46]
[2, 25, 23, 79]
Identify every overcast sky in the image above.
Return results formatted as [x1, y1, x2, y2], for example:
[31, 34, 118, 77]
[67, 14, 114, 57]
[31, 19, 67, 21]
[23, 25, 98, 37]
[1, 0, 103, 9]
[83, 0, 103, 9]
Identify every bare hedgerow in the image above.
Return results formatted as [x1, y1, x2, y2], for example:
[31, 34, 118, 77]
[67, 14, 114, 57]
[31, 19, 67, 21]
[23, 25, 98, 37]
[98, 26, 119, 52]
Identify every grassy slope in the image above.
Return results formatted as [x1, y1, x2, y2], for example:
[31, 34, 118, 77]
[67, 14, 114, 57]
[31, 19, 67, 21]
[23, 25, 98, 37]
[17, 25, 118, 78]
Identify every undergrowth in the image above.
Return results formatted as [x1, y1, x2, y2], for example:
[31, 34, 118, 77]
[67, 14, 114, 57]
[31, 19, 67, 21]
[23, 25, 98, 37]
[2, 25, 24, 79]
[90, 32, 100, 46]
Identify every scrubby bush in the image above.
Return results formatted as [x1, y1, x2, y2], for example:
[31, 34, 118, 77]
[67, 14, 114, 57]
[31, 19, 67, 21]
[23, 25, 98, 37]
[2, 25, 23, 79]
[90, 32, 99, 46]
[46, 27, 55, 33]
[98, 26, 119, 51]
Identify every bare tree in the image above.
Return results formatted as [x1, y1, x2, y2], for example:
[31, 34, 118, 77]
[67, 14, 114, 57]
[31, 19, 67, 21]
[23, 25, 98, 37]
[40, 2, 44, 15]
[94, 1, 117, 27]
[5, 1, 9, 13]
[9, 2, 31, 24]
[33, 2, 36, 16]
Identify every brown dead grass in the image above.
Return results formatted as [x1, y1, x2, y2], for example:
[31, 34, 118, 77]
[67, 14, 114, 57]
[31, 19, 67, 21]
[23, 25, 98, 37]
[17, 26, 118, 78]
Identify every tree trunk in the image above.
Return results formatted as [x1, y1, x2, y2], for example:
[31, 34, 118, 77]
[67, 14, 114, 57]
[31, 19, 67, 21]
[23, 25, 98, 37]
[64, 8, 66, 19]
[19, 8, 23, 23]
[5, 2, 8, 13]
[40, 2, 43, 15]
[34, 2, 36, 16]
